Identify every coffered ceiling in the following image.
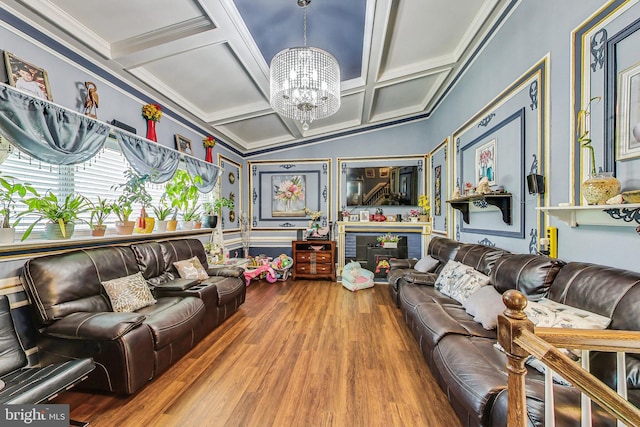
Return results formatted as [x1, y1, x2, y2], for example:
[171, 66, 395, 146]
[3, 0, 515, 154]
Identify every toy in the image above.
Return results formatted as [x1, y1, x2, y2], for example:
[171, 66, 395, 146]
[341, 261, 374, 292]
[270, 254, 294, 281]
[243, 257, 277, 285]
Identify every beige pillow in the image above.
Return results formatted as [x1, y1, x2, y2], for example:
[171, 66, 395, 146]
[173, 256, 209, 281]
[102, 272, 156, 313]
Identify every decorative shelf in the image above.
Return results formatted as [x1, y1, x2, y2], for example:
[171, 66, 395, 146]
[537, 204, 640, 227]
[446, 193, 512, 224]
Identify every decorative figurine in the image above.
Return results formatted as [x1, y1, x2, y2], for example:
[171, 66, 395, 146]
[83, 81, 99, 118]
[453, 186, 461, 199]
[476, 176, 491, 194]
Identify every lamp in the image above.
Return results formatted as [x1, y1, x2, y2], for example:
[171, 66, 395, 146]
[269, 0, 341, 131]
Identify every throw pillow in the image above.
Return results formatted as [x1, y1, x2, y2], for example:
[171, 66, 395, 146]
[173, 256, 209, 281]
[434, 260, 465, 294]
[414, 255, 439, 273]
[525, 299, 611, 329]
[101, 272, 157, 313]
[462, 286, 505, 329]
[446, 268, 490, 304]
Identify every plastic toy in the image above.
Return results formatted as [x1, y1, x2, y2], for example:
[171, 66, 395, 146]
[271, 254, 294, 281]
[341, 261, 374, 291]
[243, 257, 277, 285]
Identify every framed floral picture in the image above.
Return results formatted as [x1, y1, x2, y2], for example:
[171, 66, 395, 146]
[475, 139, 496, 185]
[3, 51, 52, 100]
[272, 175, 306, 217]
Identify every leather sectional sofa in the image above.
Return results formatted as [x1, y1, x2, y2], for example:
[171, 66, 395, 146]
[20, 238, 245, 395]
[388, 237, 640, 427]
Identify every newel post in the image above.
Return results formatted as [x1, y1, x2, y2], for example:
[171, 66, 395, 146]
[497, 290, 535, 427]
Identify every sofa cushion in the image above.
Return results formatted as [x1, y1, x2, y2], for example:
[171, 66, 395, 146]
[444, 268, 490, 304]
[454, 244, 509, 276]
[0, 296, 27, 376]
[173, 256, 209, 281]
[101, 272, 157, 313]
[434, 260, 466, 293]
[491, 253, 565, 301]
[414, 255, 439, 273]
[463, 286, 505, 330]
[201, 276, 247, 306]
[137, 296, 204, 349]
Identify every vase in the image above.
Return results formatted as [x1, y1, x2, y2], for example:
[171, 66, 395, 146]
[115, 220, 135, 235]
[410, 217, 418, 223]
[155, 220, 168, 233]
[419, 214, 430, 222]
[45, 222, 74, 240]
[382, 241, 398, 248]
[202, 215, 218, 229]
[205, 146, 213, 163]
[581, 172, 621, 205]
[0, 228, 15, 243]
[166, 219, 178, 231]
[146, 119, 157, 142]
[91, 225, 106, 237]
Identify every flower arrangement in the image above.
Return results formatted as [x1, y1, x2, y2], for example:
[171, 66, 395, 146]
[274, 176, 304, 204]
[377, 232, 399, 243]
[341, 209, 351, 217]
[203, 135, 216, 148]
[142, 103, 162, 121]
[418, 194, 430, 215]
[409, 209, 420, 218]
[304, 208, 323, 222]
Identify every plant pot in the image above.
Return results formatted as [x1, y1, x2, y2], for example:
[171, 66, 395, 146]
[194, 221, 202, 229]
[45, 222, 74, 240]
[179, 220, 194, 231]
[166, 219, 178, 231]
[115, 220, 135, 235]
[581, 172, 621, 205]
[342, 215, 350, 222]
[155, 220, 168, 233]
[202, 215, 218, 229]
[410, 217, 418, 223]
[382, 241, 398, 248]
[419, 214, 430, 222]
[135, 217, 155, 234]
[0, 228, 15, 243]
[91, 225, 106, 237]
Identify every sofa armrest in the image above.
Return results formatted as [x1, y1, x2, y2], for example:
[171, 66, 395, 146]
[44, 312, 146, 341]
[153, 278, 199, 291]
[207, 266, 244, 278]
[389, 259, 417, 270]
[403, 271, 438, 285]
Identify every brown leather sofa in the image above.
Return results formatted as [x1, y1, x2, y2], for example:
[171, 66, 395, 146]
[388, 236, 640, 427]
[20, 238, 245, 395]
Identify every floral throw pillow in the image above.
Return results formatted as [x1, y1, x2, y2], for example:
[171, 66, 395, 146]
[434, 260, 465, 293]
[102, 272, 157, 313]
[446, 268, 490, 304]
[173, 256, 209, 281]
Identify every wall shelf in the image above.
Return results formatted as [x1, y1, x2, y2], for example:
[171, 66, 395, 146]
[446, 193, 512, 225]
[537, 204, 640, 227]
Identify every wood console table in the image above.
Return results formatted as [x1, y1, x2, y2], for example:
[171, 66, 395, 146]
[292, 240, 336, 281]
[336, 221, 432, 278]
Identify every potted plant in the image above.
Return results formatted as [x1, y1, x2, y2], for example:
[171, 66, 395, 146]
[0, 174, 38, 243]
[111, 169, 154, 235]
[152, 203, 172, 233]
[181, 203, 200, 231]
[202, 196, 234, 229]
[577, 96, 621, 205]
[89, 197, 112, 237]
[408, 209, 420, 222]
[377, 232, 399, 249]
[163, 169, 203, 231]
[19, 191, 90, 240]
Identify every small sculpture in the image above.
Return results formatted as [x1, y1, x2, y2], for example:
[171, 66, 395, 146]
[453, 186, 461, 199]
[476, 177, 491, 194]
[83, 81, 99, 118]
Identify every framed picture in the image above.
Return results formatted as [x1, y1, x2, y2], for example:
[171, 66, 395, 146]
[434, 165, 442, 216]
[475, 139, 496, 185]
[616, 61, 640, 161]
[365, 168, 375, 178]
[360, 210, 370, 222]
[174, 134, 193, 154]
[349, 214, 359, 222]
[3, 51, 52, 100]
[272, 175, 306, 217]
[386, 214, 396, 222]
[379, 167, 389, 178]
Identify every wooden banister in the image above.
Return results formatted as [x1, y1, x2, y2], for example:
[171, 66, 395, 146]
[499, 290, 640, 427]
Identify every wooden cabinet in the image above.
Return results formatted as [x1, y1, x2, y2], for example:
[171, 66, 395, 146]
[292, 240, 336, 281]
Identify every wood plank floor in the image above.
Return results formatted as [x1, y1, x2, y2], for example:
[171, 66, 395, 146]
[55, 280, 461, 427]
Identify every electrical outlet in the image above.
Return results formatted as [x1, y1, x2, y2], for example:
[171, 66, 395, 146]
[545, 226, 558, 258]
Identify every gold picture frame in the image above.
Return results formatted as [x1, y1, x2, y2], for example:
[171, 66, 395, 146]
[174, 134, 193, 155]
[4, 51, 53, 101]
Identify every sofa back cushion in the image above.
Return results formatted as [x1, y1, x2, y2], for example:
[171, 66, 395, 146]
[130, 241, 175, 285]
[490, 253, 565, 301]
[160, 239, 208, 276]
[427, 237, 462, 272]
[548, 262, 640, 331]
[454, 244, 509, 276]
[0, 295, 27, 376]
[21, 246, 139, 324]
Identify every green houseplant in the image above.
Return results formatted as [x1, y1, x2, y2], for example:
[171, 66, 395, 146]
[377, 232, 399, 248]
[111, 169, 154, 234]
[163, 169, 203, 231]
[202, 196, 234, 229]
[577, 96, 621, 205]
[20, 191, 90, 240]
[0, 174, 38, 243]
[89, 197, 112, 236]
[152, 203, 172, 233]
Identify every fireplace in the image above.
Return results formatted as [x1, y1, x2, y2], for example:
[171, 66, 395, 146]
[352, 235, 408, 278]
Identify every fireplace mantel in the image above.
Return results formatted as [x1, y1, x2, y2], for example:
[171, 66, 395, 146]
[336, 221, 432, 277]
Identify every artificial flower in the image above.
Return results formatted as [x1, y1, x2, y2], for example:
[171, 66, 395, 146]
[142, 103, 163, 121]
[203, 135, 216, 148]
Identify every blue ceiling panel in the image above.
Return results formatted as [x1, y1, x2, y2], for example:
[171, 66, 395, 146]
[234, 0, 365, 81]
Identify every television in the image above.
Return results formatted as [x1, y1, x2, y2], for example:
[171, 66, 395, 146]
[345, 166, 419, 207]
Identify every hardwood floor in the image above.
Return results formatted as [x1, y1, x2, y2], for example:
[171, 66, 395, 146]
[55, 280, 461, 427]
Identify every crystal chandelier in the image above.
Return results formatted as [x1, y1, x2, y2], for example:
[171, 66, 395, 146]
[269, 0, 341, 131]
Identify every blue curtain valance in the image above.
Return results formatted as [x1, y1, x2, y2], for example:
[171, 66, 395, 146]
[114, 131, 180, 183]
[0, 85, 110, 165]
[184, 155, 222, 193]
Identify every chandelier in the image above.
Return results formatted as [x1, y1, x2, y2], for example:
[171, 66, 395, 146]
[269, 0, 341, 131]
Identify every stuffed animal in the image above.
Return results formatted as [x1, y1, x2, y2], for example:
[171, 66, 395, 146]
[476, 176, 491, 194]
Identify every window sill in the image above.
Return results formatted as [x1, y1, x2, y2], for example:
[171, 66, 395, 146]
[0, 228, 214, 260]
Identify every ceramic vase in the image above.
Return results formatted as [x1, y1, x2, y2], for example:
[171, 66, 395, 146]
[45, 222, 74, 240]
[115, 220, 135, 235]
[0, 228, 15, 243]
[205, 146, 213, 163]
[146, 119, 157, 142]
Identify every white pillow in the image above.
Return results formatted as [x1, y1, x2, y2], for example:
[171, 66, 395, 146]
[446, 269, 490, 304]
[434, 260, 465, 294]
[414, 255, 439, 273]
[463, 286, 505, 329]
